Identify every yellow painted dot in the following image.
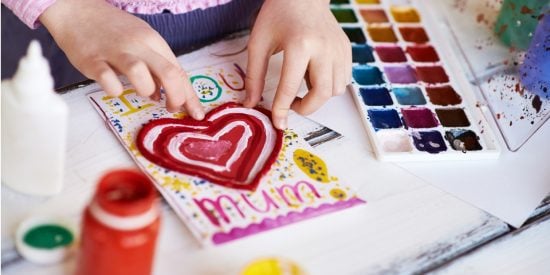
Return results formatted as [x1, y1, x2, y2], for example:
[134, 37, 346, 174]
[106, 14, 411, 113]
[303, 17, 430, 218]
[242, 258, 305, 275]
[161, 177, 191, 192]
[293, 149, 329, 183]
[330, 188, 347, 200]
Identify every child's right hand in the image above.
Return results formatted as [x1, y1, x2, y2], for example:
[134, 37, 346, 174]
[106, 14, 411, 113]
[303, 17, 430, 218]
[40, 0, 204, 119]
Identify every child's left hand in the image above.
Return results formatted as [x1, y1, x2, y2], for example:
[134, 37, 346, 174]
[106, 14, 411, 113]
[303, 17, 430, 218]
[243, 0, 351, 129]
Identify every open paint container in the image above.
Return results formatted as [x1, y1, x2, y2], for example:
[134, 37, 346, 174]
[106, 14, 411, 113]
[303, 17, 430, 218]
[332, 0, 501, 161]
[420, 0, 549, 151]
[15, 216, 78, 264]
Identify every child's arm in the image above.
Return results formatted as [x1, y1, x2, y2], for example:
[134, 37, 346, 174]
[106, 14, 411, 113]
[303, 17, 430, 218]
[244, 0, 352, 129]
[39, 0, 205, 119]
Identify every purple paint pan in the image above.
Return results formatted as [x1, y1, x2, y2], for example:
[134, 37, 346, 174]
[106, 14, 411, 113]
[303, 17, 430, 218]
[402, 107, 439, 128]
[384, 65, 417, 84]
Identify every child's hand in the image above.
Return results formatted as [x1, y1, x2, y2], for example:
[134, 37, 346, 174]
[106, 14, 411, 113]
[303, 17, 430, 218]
[244, 0, 351, 129]
[40, 0, 204, 119]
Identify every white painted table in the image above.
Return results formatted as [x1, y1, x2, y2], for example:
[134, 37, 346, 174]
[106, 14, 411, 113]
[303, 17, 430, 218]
[2, 33, 550, 274]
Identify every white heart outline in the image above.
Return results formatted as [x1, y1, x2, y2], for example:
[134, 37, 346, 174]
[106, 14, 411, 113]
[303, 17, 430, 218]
[168, 120, 252, 172]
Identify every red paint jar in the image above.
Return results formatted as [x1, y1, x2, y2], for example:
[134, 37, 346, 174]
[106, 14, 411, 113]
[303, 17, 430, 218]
[75, 169, 161, 275]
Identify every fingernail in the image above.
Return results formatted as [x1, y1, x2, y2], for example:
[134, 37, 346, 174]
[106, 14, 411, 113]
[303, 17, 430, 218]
[274, 118, 287, 130]
[193, 109, 205, 120]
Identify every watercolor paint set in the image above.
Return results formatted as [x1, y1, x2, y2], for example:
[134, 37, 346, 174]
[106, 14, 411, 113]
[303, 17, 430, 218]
[331, 0, 501, 161]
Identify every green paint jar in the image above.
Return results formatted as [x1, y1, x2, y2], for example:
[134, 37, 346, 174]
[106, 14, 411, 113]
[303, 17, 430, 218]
[494, 0, 549, 49]
[23, 224, 74, 249]
[15, 216, 77, 264]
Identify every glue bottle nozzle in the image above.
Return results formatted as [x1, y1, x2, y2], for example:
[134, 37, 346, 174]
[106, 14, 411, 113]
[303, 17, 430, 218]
[12, 40, 54, 101]
[27, 41, 42, 60]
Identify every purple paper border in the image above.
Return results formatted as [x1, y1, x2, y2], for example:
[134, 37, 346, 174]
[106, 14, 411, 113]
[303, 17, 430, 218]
[212, 197, 365, 244]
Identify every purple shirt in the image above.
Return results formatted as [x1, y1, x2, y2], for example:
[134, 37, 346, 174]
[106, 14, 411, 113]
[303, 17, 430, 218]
[2, 0, 232, 28]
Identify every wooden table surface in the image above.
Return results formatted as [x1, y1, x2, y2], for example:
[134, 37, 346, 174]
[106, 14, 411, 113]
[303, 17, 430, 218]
[2, 33, 549, 274]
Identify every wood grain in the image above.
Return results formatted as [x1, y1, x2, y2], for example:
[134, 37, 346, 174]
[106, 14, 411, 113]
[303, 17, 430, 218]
[431, 214, 550, 274]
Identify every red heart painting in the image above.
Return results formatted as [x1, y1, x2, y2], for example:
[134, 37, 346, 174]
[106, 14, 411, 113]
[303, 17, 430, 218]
[136, 102, 283, 191]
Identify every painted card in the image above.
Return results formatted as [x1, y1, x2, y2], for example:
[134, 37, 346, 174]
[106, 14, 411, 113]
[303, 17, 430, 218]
[88, 62, 365, 245]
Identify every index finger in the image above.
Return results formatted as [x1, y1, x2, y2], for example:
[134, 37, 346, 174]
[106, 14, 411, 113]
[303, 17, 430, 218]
[272, 50, 309, 129]
[143, 51, 204, 119]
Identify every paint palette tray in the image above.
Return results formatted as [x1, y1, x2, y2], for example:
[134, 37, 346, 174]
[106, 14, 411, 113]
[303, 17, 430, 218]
[331, 0, 501, 161]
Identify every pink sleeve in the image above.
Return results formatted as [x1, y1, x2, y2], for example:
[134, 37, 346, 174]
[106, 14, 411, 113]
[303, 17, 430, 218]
[2, 0, 57, 29]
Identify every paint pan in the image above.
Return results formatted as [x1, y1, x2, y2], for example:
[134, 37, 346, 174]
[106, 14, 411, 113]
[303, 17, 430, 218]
[415, 66, 449, 84]
[367, 109, 402, 129]
[375, 46, 407, 63]
[445, 129, 483, 152]
[384, 65, 417, 84]
[390, 6, 421, 23]
[360, 87, 393, 106]
[332, 8, 359, 23]
[435, 108, 470, 127]
[399, 27, 429, 43]
[376, 129, 413, 152]
[412, 131, 447, 154]
[360, 9, 389, 23]
[353, 44, 375, 63]
[393, 87, 426, 105]
[353, 65, 385, 85]
[402, 107, 439, 128]
[425, 86, 462, 106]
[367, 25, 398, 42]
[343, 27, 367, 44]
[406, 45, 439, 62]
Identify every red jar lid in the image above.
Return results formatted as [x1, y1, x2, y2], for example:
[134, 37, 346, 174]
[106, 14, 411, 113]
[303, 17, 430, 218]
[94, 169, 156, 217]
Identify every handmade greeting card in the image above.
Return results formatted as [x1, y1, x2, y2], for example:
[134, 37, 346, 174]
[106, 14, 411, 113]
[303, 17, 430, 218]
[89, 62, 365, 245]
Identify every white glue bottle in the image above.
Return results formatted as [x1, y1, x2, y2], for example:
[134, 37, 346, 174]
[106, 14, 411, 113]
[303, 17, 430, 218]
[1, 41, 68, 196]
